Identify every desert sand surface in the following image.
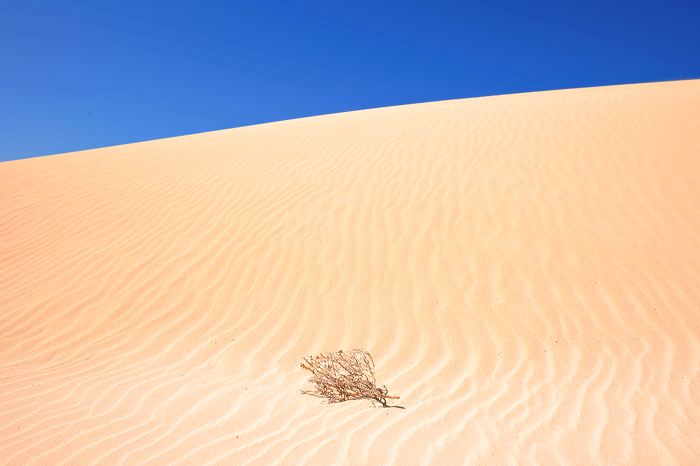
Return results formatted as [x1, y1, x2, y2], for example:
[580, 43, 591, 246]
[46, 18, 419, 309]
[1, 80, 699, 465]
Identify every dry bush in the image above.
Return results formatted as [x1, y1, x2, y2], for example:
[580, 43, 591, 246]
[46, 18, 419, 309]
[300, 349, 403, 408]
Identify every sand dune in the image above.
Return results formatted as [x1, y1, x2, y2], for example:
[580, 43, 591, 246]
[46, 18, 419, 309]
[1, 80, 699, 465]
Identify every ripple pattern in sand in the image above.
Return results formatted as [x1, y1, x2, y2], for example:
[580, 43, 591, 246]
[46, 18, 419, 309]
[1, 80, 699, 465]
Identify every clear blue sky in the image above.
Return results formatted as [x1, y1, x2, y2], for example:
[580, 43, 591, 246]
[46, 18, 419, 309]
[1, 0, 699, 162]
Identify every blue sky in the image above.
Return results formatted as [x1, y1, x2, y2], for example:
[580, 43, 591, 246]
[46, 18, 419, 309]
[1, 0, 699, 162]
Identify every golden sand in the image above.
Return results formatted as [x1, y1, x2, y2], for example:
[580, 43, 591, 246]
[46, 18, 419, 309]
[1, 80, 699, 464]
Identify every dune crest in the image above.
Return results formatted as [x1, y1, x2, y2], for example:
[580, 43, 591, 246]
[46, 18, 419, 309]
[1, 80, 699, 464]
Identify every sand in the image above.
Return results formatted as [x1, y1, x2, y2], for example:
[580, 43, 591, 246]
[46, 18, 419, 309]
[1, 80, 699, 465]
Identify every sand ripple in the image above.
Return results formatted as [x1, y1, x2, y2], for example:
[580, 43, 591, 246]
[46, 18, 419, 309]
[1, 80, 699, 464]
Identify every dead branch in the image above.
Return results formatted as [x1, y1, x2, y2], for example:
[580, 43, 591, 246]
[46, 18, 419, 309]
[300, 349, 403, 409]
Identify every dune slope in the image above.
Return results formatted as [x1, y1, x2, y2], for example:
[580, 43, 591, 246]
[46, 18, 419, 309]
[1, 80, 699, 465]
